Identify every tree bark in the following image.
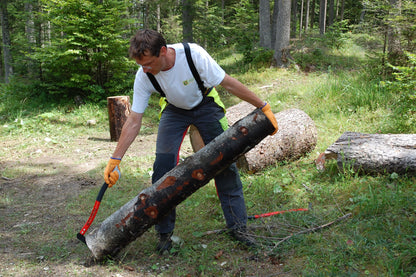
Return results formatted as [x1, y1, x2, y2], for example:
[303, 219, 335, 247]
[271, 0, 279, 49]
[328, 0, 334, 27]
[182, 0, 193, 42]
[310, 0, 316, 29]
[387, 0, 403, 62]
[316, 132, 416, 175]
[339, 0, 345, 21]
[319, 0, 327, 35]
[85, 108, 275, 260]
[291, 0, 297, 38]
[259, 0, 272, 49]
[305, 0, 310, 33]
[273, 0, 291, 67]
[0, 0, 13, 83]
[299, 0, 304, 38]
[107, 96, 131, 142]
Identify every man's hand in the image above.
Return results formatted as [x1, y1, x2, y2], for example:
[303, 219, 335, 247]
[104, 157, 121, 187]
[261, 103, 278, 135]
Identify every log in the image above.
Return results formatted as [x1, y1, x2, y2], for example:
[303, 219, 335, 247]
[85, 107, 275, 260]
[316, 132, 416, 175]
[107, 96, 131, 142]
[190, 103, 317, 172]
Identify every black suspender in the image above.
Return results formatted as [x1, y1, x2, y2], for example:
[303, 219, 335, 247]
[146, 72, 166, 97]
[182, 42, 208, 94]
[146, 42, 208, 98]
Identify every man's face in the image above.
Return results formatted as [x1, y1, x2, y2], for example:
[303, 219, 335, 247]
[135, 47, 166, 75]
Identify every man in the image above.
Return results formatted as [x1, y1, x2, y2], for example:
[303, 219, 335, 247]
[104, 29, 278, 254]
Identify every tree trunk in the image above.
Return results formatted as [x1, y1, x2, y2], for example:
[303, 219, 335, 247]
[316, 132, 416, 175]
[273, 0, 291, 67]
[387, 0, 403, 62]
[291, 0, 297, 38]
[339, 0, 345, 21]
[107, 96, 131, 142]
[182, 0, 193, 42]
[310, 0, 316, 29]
[259, 0, 272, 49]
[319, 0, 327, 35]
[271, 0, 279, 49]
[299, 0, 304, 38]
[0, 0, 13, 83]
[305, 0, 310, 33]
[85, 108, 276, 260]
[156, 4, 161, 32]
[328, 0, 334, 27]
[25, 1, 36, 78]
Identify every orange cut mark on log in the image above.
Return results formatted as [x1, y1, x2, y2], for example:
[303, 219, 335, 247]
[192, 169, 205, 180]
[157, 176, 176, 191]
[145, 206, 158, 219]
[210, 152, 224, 166]
[239, 126, 249, 135]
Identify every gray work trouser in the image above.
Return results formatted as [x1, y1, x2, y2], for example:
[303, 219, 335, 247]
[152, 97, 248, 234]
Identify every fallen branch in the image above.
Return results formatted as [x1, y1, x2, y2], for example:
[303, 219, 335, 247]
[201, 213, 352, 250]
[269, 213, 352, 251]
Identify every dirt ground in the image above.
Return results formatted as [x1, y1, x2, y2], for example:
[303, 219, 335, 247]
[1, 129, 286, 277]
[0, 131, 160, 276]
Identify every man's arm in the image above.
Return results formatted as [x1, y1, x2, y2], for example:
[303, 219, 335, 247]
[220, 73, 278, 135]
[103, 111, 143, 186]
[220, 74, 265, 108]
[111, 111, 143, 159]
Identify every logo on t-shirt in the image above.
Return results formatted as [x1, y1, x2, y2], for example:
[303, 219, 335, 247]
[183, 78, 194, 86]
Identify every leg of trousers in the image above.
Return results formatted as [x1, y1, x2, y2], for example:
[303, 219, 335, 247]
[153, 99, 247, 234]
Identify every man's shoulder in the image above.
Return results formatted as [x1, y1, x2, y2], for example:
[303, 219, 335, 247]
[169, 42, 205, 54]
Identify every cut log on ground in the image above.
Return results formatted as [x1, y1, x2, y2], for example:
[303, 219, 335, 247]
[107, 96, 131, 142]
[316, 132, 416, 175]
[85, 108, 275, 260]
[190, 102, 317, 172]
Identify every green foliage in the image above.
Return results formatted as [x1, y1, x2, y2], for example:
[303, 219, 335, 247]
[324, 20, 351, 50]
[228, 0, 259, 64]
[382, 52, 416, 132]
[193, 1, 228, 48]
[388, 52, 416, 95]
[32, 0, 135, 101]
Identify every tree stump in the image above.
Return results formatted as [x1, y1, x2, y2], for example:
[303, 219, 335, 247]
[85, 107, 276, 260]
[107, 96, 131, 142]
[316, 132, 416, 175]
[190, 102, 317, 172]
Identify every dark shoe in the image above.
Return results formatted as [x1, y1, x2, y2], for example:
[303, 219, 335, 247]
[156, 232, 173, 255]
[229, 228, 258, 248]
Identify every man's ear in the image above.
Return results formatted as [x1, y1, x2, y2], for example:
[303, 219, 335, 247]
[159, 46, 167, 56]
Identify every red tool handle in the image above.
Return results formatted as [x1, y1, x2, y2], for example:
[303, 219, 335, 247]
[77, 182, 108, 244]
[248, 208, 308, 219]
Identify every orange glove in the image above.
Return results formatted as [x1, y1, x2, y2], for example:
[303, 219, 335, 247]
[261, 103, 278, 135]
[104, 157, 121, 187]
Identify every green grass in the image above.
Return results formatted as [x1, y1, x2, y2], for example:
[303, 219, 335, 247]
[1, 33, 415, 276]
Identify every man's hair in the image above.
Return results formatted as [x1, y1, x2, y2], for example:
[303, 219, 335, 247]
[129, 29, 167, 59]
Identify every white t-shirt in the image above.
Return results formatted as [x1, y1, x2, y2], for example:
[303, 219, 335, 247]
[131, 43, 226, 113]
